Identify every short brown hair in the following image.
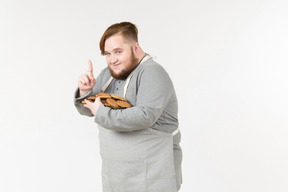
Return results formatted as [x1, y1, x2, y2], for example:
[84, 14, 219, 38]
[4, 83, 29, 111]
[99, 22, 138, 55]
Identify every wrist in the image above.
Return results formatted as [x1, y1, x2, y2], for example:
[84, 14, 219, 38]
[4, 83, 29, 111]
[79, 89, 90, 97]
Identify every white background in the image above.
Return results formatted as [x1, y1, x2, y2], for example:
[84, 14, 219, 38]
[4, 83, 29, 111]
[1, 0, 288, 191]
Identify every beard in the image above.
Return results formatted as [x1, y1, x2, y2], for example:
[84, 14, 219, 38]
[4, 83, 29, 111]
[108, 51, 139, 80]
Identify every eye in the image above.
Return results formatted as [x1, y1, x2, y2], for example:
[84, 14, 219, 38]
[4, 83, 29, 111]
[116, 51, 121, 54]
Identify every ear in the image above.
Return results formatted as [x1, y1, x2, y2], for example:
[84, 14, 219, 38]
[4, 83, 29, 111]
[133, 42, 140, 53]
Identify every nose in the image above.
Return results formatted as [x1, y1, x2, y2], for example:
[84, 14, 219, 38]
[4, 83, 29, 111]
[110, 54, 118, 64]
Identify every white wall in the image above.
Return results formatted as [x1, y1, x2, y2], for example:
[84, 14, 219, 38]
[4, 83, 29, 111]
[1, 0, 288, 191]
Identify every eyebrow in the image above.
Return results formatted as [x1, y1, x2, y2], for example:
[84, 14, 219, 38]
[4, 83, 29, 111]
[104, 47, 123, 54]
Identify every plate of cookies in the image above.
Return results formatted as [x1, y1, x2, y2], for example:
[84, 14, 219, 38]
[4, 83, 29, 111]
[81, 92, 132, 109]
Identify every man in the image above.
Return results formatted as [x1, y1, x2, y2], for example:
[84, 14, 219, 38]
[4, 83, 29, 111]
[74, 22, 182, 192]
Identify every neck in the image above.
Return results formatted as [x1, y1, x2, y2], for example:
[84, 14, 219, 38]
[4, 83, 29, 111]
[137, 50, 146, 64]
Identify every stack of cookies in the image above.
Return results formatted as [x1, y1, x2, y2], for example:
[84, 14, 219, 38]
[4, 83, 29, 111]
[81, 92, 132, 109]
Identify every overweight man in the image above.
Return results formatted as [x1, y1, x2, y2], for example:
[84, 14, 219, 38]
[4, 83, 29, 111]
[74, 22, 182, 192]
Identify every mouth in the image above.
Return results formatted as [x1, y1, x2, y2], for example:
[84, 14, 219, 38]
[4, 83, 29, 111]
[112, 63, 121, 68]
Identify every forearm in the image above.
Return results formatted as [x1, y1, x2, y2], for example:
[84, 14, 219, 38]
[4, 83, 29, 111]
[95, 104, 163, 131]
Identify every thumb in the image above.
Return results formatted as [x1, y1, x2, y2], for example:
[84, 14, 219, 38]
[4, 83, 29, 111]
[88, 60, 93, 72]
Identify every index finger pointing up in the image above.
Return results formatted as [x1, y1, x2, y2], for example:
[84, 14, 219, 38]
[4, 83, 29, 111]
[88, 60, 93, 72]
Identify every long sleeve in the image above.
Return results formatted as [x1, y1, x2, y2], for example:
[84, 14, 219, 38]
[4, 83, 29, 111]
[94, 63, 178, 132]
[74, 88, 94, 116]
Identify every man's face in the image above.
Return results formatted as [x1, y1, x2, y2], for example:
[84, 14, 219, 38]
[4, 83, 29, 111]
[104, 34, 138, 80]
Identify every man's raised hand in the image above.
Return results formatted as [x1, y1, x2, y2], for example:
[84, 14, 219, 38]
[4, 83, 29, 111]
[78, 60, 96, 96]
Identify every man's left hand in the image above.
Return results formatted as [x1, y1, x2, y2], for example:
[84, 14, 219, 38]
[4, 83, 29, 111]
[83, 97, 102, 116]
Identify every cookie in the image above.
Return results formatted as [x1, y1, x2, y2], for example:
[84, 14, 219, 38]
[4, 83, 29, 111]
[81, 99, 94, 104]
[111, 94, 126, 101]
[87, 96, 96, 100]
[116, 100, 132, 108]
[106, 98, 119, 109]
[101, 100, 110, 106]
[96, 95, 111, 99]
[96, 92, 111, 97]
